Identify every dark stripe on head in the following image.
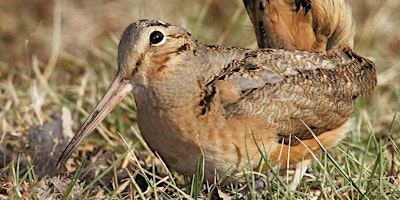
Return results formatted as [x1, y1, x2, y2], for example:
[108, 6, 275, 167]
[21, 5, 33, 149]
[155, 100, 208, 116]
[139, 19, 171, 27]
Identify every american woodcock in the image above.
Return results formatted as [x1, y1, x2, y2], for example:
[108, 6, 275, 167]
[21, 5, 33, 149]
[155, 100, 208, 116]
[243, 0, 355, 52]
[57, 19, 376, 182]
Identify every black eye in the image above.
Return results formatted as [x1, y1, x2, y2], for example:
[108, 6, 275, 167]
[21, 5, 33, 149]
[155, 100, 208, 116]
[149, 31, 164, 45]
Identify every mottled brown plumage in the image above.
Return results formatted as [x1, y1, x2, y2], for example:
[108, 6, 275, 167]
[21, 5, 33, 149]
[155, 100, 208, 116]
[242, 0, 365, 188]
[243, 0, 355, 51]
[57, 20, 376, 182]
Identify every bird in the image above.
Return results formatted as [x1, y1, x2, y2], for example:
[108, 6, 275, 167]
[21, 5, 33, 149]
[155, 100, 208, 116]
[56, 19, 376, 185]
[242, 0, 355, 52]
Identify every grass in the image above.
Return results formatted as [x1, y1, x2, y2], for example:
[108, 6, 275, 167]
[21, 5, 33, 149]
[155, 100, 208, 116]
[1, 0, 399, 199]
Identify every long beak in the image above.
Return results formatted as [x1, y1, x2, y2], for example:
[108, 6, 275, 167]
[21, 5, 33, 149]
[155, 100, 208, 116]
[56, 73, 134, 169]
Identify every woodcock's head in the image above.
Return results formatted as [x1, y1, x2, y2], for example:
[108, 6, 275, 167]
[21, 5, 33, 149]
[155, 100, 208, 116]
[57, 19, 198, 167]
[118, 19, 199, 87]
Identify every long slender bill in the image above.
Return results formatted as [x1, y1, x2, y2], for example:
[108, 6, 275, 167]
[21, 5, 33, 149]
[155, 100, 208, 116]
[56, 74, 134, 169]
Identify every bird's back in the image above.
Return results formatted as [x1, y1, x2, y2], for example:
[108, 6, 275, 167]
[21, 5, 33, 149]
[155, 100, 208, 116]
[203, 46, 376, 144]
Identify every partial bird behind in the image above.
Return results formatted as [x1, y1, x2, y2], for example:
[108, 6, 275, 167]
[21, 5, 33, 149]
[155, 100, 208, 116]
[243, 0, 355, 51]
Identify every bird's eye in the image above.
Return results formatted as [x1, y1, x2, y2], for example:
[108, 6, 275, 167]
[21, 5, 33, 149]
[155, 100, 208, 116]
[149, 31, 165, 46]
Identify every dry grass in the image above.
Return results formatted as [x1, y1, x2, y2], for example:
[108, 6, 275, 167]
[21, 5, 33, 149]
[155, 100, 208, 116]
[0, 0, 399, 199]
